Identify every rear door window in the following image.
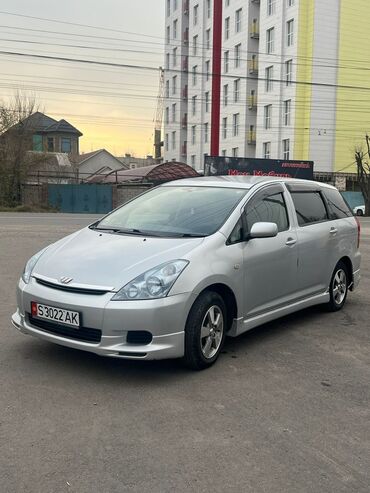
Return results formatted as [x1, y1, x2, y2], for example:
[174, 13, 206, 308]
[323, 189, 353, 219]
[291, 192, 328, 226]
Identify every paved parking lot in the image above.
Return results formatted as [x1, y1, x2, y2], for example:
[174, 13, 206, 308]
[1, 213, 370, 493]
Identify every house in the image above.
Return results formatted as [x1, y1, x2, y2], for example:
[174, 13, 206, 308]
[25, 112, 82, 155]
[117, 153, 157, 170]
[73, 149, 128, 181]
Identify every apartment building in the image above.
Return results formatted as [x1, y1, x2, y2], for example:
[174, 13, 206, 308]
[164, 0, 370, 173]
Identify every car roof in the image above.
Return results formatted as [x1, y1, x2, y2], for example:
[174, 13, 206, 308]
[161, 175, 335, 190]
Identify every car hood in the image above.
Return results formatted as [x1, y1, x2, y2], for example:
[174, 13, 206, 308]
[33, 227, 204, 290]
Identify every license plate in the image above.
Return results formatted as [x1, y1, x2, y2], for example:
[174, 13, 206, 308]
[31, 302, 80, 328]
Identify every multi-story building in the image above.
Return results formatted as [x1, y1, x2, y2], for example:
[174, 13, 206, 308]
[164, 0, 370, 173]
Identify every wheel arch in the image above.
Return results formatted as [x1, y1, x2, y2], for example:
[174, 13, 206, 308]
[196, 283, 238, 333]
[338, 256, 354, 290]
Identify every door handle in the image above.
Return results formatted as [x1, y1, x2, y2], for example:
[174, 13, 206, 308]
[285, 238, 297, 246]
[330, 227, 338, 235]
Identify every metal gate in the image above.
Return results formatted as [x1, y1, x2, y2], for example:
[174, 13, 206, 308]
[48, 184, 113, 213]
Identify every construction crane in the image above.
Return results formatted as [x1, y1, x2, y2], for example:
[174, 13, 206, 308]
[154, 67, 165, 161]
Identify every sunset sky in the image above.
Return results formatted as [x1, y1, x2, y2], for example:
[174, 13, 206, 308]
[0, 1, 164, 157]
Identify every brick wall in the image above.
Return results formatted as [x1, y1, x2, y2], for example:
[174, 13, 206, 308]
[114, 184, 152, 208]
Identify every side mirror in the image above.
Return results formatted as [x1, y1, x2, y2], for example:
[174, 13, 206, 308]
[249, 222, 278, 239]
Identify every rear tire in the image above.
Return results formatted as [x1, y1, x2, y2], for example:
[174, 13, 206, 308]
[325, 261, 349, 312]
[184, 291, 226, 370]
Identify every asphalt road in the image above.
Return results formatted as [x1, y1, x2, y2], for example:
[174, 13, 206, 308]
[1, 213, 370, 493]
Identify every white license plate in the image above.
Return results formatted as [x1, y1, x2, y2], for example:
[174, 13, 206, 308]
[31, 302, 80, 328]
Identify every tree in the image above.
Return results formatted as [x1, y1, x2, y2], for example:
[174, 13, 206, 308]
[0, 92, 46, 206]
[354, 135, 370, 215]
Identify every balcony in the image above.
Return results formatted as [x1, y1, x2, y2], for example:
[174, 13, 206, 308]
[183, 0, 189, 15]
[183, 28, 189, 45]
[182, 57, 188, 71]
[250, 22, 260, 39]
[181, 142, 187, 156]
[248, 94, 257, 110]
[182, 114, 188, 129]
[182, 85, 188, 100]
[248, 58, 258, 75]
[247, 131, 256, 145]
[251, 0, 260, 3]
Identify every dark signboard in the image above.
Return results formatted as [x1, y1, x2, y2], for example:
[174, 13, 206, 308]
[204, 156, 314, 180]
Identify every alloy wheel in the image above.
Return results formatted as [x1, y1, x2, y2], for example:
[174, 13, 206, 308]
[200, 305, 224, 359]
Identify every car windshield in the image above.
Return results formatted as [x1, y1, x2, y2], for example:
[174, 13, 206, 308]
[96, 186, 247, 237]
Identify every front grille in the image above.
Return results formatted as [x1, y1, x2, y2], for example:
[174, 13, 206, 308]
[28, 314, 102, 343]
[35, 278, 109, 295]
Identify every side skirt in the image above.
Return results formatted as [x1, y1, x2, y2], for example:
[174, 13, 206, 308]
[228, 292, 330, 337]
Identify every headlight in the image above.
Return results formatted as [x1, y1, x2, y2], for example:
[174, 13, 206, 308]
[111, 260, 189, 301]
[22, 247, 48, 284]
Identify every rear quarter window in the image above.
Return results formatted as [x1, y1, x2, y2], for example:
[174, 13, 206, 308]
[290, 191, 328, 226]
[323, 188, 353, 219]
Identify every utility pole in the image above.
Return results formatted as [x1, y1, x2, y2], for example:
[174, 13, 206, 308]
[210, 0, 223, 158]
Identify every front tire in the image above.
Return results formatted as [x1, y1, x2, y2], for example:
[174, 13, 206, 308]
[326, 261, 349, 312]
[184, 291, 226, 370]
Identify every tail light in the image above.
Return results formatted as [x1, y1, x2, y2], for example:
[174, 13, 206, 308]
[355, 216, 361, 248]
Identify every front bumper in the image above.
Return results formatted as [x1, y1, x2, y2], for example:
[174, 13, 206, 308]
[12, 277, 196, 360]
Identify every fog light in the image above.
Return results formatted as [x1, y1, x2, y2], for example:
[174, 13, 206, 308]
[126, 331, 153, 345]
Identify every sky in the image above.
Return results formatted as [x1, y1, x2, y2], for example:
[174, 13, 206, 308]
[0, 0, 165, 157]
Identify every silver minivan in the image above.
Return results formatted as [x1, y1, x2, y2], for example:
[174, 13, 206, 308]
[12, 176, 361, 370]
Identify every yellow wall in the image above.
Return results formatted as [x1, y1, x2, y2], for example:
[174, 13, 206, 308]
[335, 1, 370, 172]
[294, 0, 315, 160]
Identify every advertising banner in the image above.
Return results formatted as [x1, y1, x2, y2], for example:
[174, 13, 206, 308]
[204, 156, 314, 180]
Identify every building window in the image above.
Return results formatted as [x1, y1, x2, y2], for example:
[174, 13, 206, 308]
[235, 8, 242, 33]
[234, 79, 240, 102]
[222, 117, 227, 139]
[225, 0, 230, 6]
[61, 137, 71, 153]
[173, 19, 178, 39]
[233, 113, 239, 136]
[263, 142, 271, 159]
[166, 53, 170, 69]
[166, 26, 170, 44]
[47, 137, 54, 152]
[192, 65, 197, 85]
[192, 95, 197, 115]
[191, 125, 196, 145]
[172, 131, 176, 150]
[205, 60, 210, 80]
[266, 66, 273, 92]
[193, 4, 198, 25]
[225, 17, 230, 39]
[206, 29, 211, 50]
[287, 0, 295, 6]
[232, 147, 238, 157]
[193, 35, 198, 56]
[167, 0, 170, 16]
[223, 84, 228, 106]
[264, 104, 272, 129]
[234, 44, 241, 68]
[287, 19, 294, 46]
[207, 0, 211, 18]
[222, 149, 227, 157]
[266, 27, 274, 54]
[204, 123, 209, 143]
[172, 103, 176, 122]
[165, 133, 169, 151]
[191, 155, 196, 166]
[165, 107, 169, 124]
[205, 91, 210, 112]
[285, 59, 293, 86]
[173, 47, 177, 67]
[172, 76, 177, 95]
[267, 0, 275, 16]
[283, 139, 290, 159]
[165, 80, 170, 97]
[284, 99, 291, 126]
[224, 51, 229, 73]
[174, 0, 178, 10]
